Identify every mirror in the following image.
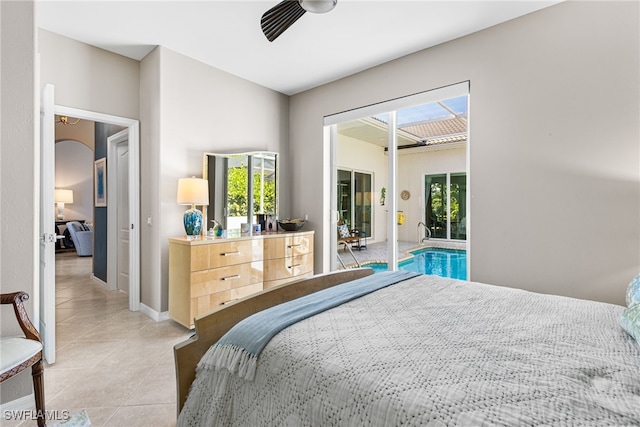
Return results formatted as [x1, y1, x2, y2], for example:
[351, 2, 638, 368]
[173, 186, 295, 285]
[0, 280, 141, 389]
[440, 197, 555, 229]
[203, 151, 278, 232]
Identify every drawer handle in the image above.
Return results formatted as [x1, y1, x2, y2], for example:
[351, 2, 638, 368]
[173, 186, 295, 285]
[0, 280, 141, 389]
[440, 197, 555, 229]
[287, 264, 301, 269]
[221, 275, 240, 281]
[221, 251, 240, 256]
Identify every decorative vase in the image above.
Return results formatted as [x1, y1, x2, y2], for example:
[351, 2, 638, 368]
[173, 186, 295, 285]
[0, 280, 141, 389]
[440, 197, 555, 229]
[183, 206, 203, 237]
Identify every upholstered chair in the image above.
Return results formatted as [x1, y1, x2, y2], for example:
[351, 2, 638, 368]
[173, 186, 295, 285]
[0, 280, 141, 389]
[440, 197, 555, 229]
[66, 221, 93, 256]
[0, 292, 45, 427]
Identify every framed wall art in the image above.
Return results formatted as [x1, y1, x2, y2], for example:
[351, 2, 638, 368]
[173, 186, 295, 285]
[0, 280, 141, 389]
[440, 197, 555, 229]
[94, 157, 107, 207]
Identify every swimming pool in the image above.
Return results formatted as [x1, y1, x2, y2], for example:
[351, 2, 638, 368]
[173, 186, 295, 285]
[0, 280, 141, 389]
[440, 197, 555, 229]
[365, 248, 467, 280]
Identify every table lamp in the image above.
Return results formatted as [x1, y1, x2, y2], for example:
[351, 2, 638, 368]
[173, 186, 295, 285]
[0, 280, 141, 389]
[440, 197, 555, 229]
[54, 189, 74, 220]
[177, 177, 209, 238]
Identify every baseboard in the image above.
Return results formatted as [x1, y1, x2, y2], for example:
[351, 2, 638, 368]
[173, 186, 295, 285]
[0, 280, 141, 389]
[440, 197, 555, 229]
[90, 274, 110, 290]
[139, 303, 170, 322]
[0, 393, 34, 413]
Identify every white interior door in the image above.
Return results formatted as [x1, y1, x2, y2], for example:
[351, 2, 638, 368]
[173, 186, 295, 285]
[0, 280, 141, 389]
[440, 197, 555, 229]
[39, 84, 56, 363]
[117, 141, 130, 293]
[107, 129, 130, 294]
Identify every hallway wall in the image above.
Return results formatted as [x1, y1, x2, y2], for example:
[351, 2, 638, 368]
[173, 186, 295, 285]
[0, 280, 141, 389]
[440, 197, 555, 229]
[55, 140, 94, 223]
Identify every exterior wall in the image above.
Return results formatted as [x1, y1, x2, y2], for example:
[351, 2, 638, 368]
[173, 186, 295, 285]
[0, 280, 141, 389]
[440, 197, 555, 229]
[0, 0, 38, 406]
[396, 146, 467, 243]
[337, 135, 388, 244]
[290, 1, 640, 305]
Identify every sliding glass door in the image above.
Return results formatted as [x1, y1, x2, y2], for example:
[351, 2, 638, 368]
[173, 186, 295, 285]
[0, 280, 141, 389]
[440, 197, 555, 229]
[425, 173, 466, 241]
[354, 172, 372, 237]
[337, 169, 372, 237]
[450, 173, 467, 241]
[327, 81, 470, 272]
[425, 174, 447, 239]
[337, 169, 352, 226]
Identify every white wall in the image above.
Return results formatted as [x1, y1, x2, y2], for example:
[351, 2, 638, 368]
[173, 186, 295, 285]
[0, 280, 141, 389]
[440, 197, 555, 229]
[290, 1, 640, 305]
[55, 140, 94, 223]
[396, 146, 467, 243]
[141, 47, 290, 312]
[337, 135, 388, 244]
[0, 0, 38, 405]
[39, 30, 140, 120]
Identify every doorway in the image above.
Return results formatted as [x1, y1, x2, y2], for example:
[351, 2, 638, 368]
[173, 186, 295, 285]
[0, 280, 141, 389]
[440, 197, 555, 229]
[49, 105, 140, 306]
[40, 87, 140, 363]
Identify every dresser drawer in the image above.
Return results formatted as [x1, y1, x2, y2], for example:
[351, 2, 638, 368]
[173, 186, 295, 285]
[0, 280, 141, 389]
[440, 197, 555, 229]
[263, 253, 313, 282]
[190, 262, 263, 298]
[191, 282, 263, 319]
[191, 239, 263, 271]
[264, 234, 313, 259]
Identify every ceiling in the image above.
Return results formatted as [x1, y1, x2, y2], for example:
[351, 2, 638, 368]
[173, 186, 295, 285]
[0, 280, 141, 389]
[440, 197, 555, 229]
[37, 1, 561, 96]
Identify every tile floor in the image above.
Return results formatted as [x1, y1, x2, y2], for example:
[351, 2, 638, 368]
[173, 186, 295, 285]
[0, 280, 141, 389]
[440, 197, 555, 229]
[4, 240, 466, 426]
[4, 252, 191, 427]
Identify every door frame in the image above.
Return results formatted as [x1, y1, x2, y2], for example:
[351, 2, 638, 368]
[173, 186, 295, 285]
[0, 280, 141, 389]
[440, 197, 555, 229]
[54, 104, 140, 311]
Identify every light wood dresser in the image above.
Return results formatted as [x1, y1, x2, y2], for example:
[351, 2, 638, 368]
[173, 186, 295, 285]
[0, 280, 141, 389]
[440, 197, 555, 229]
[169, 230, 314, 328]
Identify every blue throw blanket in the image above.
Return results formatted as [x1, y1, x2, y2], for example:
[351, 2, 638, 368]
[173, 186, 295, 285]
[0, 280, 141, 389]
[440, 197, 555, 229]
[199, 270, 421, 380]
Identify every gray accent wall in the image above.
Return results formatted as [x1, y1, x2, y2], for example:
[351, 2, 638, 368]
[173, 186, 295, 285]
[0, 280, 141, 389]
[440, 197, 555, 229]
[93, 123, 125, 282]
[289, 1, 639, 305]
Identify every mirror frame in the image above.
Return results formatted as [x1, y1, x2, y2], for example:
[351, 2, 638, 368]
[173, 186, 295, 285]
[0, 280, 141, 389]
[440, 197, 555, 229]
[202, 151, 279, 232]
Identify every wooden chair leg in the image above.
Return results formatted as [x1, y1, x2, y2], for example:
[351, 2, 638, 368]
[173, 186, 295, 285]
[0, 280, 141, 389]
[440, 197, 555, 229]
[31, 359, 45, 427]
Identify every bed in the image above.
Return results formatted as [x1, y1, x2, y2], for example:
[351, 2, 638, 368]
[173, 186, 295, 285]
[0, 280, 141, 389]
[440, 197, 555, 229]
[174, 269, 640, 426]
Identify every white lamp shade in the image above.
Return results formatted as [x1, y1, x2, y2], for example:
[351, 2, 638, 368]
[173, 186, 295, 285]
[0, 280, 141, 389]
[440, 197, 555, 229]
[177, 177, 209, 205]
[54, 189, 74, 203]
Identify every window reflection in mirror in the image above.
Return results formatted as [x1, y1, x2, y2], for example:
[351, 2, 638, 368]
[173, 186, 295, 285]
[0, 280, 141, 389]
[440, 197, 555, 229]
[203, 152, 278, 232]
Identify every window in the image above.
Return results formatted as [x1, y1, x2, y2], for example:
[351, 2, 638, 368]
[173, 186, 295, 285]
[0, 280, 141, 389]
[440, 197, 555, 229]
[337, 169, 373, 237]
[425, 173, 466, 241]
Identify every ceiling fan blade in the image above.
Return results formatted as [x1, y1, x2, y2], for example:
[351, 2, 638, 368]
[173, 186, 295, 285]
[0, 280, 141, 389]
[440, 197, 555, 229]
[261, 1, 306, 42]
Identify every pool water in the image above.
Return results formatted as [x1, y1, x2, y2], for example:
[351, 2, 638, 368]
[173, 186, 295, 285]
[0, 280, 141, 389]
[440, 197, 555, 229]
[366, 248, 467, 280]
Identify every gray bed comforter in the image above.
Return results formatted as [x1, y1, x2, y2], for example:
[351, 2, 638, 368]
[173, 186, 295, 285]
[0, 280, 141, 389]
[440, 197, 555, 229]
[178, 274, 640, 426]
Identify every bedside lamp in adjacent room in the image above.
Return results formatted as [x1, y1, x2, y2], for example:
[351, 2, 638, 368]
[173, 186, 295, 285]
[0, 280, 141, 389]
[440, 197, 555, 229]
[177, 177, 209, 238]
[54, 188, 73, 220]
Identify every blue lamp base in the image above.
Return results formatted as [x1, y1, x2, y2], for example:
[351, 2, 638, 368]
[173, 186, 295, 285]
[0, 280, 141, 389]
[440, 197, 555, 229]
[183, 206, 203, 237]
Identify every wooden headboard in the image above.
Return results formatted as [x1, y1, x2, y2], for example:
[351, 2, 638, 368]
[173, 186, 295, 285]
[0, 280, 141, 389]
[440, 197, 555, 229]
[173, 268, 374, 414]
